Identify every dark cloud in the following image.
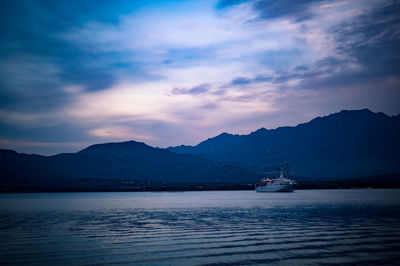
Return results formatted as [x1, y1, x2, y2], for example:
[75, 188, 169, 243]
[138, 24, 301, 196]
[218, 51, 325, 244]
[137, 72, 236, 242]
[0, 121, 91, 143]
[294, 65, 309, 71]
[0, 120, 94, 154]
[221, 75, 273, 88]
[228, 77, 253, 86]
[58, 68, 116, 92]
[333, 3, 400, 77]
[0, 55, 72, 112]
[221, 1, 400, 95]
[216, 0, 326, 22]
[0, 0, 144, 113]
[216, 0, 249, 9]
[315, 57, 350, 73]
[163, 47, 219, 67]
[254, 0, 325, 22]
[221, 72, 300, 88]
[293, 2, 400, 91]
[172, 83, 211, 95]
[221, 55, 356, 90]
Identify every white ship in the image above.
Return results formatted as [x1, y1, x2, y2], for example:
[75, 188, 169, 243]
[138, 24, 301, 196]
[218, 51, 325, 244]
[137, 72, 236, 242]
[255, 168, 296, 192]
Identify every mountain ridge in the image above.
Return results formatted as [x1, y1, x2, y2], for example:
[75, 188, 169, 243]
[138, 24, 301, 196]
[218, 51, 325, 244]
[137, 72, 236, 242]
[168, 109, 397, 152]
[168, 109, 400, 179]
[1, 109, 399, 191]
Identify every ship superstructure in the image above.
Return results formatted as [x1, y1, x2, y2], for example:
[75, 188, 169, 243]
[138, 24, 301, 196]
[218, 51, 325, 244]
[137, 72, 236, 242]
[255, 169, 296, 192]
[255, 151, 297, 192]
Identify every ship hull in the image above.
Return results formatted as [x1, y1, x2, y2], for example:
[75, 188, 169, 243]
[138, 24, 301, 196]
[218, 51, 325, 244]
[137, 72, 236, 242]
[255, 184, 294, 192]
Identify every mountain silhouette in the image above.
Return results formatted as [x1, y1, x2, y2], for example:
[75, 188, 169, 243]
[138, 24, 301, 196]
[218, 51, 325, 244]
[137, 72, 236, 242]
[168, 109, 400, 179]
[1, 109, 399, 191]
[0, 140, 254, 190]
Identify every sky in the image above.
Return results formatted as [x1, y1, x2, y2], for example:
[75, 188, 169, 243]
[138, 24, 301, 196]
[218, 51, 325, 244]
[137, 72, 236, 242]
[0, 0, 399, 155]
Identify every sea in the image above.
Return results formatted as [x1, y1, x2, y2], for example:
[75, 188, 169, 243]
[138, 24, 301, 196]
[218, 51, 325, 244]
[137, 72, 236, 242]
[1, 189, 400, 265]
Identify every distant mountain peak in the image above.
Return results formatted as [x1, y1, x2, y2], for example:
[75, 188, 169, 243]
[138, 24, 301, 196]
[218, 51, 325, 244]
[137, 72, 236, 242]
[78, 140, 152, 154]
[215, 132, 233, 138]
[339, 108, 372, 114]
[253, 127, 268, 133]
[334, 108, 390, 118]
[305, 108, 388, 125]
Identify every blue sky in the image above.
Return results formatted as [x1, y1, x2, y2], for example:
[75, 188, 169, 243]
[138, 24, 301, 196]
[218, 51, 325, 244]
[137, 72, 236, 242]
[0, 0, 399, 154]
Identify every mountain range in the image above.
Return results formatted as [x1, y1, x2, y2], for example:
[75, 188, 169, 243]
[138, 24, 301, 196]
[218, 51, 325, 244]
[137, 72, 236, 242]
[0, 140, 252, 191]
[1, 109, 399, 191]
[168, 109, 400, 180]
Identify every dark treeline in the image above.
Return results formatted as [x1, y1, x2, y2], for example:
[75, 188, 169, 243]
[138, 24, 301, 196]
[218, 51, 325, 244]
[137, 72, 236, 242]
[2, 174, 399, 193]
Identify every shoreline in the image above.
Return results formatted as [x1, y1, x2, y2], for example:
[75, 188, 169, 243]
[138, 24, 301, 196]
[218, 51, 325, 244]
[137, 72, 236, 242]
[1, 183, 400, 193]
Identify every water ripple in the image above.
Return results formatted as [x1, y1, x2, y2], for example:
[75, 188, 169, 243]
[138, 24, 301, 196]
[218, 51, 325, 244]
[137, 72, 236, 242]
[1, 190, 400, 265]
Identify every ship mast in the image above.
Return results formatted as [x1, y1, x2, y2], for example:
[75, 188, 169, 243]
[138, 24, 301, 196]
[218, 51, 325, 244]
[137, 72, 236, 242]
[264, 147, 293, 179]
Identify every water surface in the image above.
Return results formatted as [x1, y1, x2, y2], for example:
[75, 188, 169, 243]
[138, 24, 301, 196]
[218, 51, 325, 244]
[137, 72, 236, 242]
[1, 189, 400, 265]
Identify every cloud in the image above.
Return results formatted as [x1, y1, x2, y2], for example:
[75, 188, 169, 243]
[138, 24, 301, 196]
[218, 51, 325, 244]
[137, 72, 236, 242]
[333, 3, 400, 76]
[253, 0, 325, 22]
[216, 0, 249, 9]
[0, 55, 65, 111]
[88, 126, 157, 142]
[61, 5, 241, 52]
[0, 0, 399, 155]
[294, 65, 309, 71]
[0, 137, 88, 155]
[0, 1, 124, 117]
[217, 0, 339, 22]
[220, 75, 275, 89]
[172, 83, 211, 95]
